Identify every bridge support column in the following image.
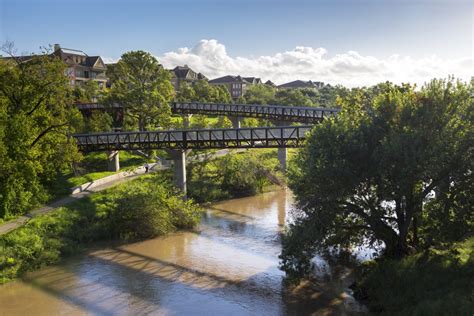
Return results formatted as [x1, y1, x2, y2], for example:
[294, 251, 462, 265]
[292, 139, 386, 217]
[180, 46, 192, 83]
[277, 147, 287, 173]
[182, 114, 192, 129]
[229, 116, 241, 129]
[168, 149, 187, 196]
[107, 151, 120, 172]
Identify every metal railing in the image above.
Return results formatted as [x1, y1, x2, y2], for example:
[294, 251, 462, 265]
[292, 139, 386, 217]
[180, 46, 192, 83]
[74, 125, 313, 152]
[76, 102, 340, 123]
[172, 102, 339, 123]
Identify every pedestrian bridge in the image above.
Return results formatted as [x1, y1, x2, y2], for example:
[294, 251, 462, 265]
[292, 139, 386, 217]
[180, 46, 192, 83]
[74, 125, 312, 152]
[171, 102, 338, 123]
[76, 102, 339, 124]
[74, 102, 339, 194]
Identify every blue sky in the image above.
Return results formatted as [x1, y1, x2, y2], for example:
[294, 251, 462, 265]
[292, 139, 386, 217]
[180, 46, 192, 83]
[0, 0, 472, 86]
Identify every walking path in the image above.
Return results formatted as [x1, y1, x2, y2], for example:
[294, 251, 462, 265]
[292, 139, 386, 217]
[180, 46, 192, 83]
[0, 149, 243, 235]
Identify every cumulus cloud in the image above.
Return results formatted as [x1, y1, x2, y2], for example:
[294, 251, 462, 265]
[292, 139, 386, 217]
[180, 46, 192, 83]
[157, 39, 472, 88]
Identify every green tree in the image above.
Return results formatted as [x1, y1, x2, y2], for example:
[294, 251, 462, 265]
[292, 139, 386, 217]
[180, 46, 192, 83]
[73, 80, 100, 103]
[280, 79, 473, 277]
[244, 84, 276, 104]
[0, 44, 81, 219]
[273, 89, 313, 106]
[105, 50, 174, 131]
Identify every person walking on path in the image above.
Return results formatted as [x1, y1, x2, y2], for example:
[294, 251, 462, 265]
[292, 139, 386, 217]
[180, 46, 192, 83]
[144, 162, 149, 173]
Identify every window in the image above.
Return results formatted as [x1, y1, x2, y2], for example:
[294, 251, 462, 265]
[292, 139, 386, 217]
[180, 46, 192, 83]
[84, 71, 89, 78]
[75, 69, 82, 77]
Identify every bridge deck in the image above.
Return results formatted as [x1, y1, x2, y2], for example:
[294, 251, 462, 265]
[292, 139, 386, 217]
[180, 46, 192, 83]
[76, 102, 339, 123]
[171, 102, 339, 123]
[74, 125, 312, 152]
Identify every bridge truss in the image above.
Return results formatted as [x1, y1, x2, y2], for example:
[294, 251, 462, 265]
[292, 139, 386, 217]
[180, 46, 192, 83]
[74, 125, 313, 152]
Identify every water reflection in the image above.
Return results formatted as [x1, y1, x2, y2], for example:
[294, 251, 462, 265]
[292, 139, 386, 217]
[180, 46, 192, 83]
[0, 189, 360, 315]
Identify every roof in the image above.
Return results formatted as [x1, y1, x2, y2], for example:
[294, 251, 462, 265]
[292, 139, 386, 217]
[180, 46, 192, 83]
[265, 80, 276, 86]
[173, 65, 191, 78]
[172, 65, 207, 80]
[277, 80, 324, 89]
[244, 77, 262, 84]
[86, 56, 105, 68]
[60, 48, 88, 57]
[209, 75, 254, 84]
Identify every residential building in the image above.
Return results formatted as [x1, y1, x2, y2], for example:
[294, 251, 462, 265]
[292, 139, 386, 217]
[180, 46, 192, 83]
[209, 75, 262, 99]
[53, 44, 108, 89]
[277, 80, 324, 89]
[2, 44, 109, 89]
[170, 65, 207, 90]
[265, 80, 276, 87]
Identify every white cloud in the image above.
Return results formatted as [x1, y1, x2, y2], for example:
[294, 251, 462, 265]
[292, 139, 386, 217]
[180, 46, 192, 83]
[157, 39, 472, 88]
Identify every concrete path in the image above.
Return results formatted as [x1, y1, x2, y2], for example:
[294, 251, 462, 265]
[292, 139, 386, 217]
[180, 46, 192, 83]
[0, 149, 246, 235]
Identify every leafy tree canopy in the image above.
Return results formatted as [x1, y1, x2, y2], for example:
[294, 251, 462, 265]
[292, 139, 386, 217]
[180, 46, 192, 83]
[280, 78, 473, 277]
[105, 50, 174, 131]
[0, 43, 82, 218]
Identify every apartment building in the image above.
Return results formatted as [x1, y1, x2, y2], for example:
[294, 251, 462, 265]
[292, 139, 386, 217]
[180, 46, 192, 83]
[171, 65, 207, 90]
[53, 44, 108, 89]
[209, 75, 263, 99]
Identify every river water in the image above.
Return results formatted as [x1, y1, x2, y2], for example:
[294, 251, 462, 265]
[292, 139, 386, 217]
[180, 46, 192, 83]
[0, 190, 365, 315]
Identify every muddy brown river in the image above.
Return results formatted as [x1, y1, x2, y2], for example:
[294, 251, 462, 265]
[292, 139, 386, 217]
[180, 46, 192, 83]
[0, 190, 365, 315]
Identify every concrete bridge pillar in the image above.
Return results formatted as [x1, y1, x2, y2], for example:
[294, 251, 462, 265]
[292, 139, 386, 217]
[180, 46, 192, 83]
[273, 120, 288, 173]
[182, 114, 192, 129]
[277, 147, 287, 173]
[229, 116, 242, 129]
[167, 149, 188, 196]
[107, 151, 120, 172]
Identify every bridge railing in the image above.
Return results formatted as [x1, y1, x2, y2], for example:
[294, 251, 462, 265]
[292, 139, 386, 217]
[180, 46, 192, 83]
[171, 102, 339, 123]
[74, 125, 313, 152]
[76, 102, 340, 123]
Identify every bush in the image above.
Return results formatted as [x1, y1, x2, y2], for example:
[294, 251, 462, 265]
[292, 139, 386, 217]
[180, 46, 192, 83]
[187, 150, 282, 203]
[0, 174, 201, 283]
[354, 237, 474, 315]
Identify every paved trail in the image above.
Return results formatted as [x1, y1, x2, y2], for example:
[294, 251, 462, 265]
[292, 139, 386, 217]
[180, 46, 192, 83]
[0, 149, 244, 235]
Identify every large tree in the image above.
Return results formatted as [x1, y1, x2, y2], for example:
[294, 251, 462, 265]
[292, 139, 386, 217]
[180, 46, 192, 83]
[106, 50, 174, 131]
[0, 44, 81, 218]
[280, 79, 473, 277]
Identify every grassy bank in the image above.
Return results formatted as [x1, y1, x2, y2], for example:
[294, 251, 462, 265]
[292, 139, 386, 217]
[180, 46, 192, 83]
[354, 237, 474, 315]
[0, 174, 201, 284]
[187, 149, 284, 203]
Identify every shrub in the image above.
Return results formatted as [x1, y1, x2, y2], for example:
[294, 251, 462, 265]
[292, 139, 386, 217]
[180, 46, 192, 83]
[0, 174, 201, 283]
[354, 237, 474, 315]
[187, 150, 281, 203]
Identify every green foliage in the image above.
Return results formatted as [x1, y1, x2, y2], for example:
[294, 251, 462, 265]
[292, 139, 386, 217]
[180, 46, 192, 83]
[243, 84, 276, 104]
[105, 50, 174, 131]
[354, 237, 474, 315]
[82, 111, 113, 132]
[73, 80, 101, 103]
[0, 175, 201, 283]
[281, 78, 473, 277]
[274, 89, 314, 106]
[0, 44, 82, 219]
[187, 150, 281, 203]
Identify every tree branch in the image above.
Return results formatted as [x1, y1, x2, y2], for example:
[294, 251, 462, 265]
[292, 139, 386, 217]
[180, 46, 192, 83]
[30, 123, 68, 148]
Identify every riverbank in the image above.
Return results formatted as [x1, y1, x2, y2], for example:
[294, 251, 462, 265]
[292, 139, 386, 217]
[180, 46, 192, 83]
[0, 174, 201, 284]
[352, 237, 473, 315]
[1, 149, 284, 284]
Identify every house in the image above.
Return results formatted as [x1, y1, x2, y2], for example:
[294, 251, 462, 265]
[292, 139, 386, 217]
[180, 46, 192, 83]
[53, 44, 108, 89]
[1, 44, 108, 89]
[170, 65, 207, 90]
[209, 75, 262, 99]
[277, 80, 324, 89]
[265, 80, 276, 87]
